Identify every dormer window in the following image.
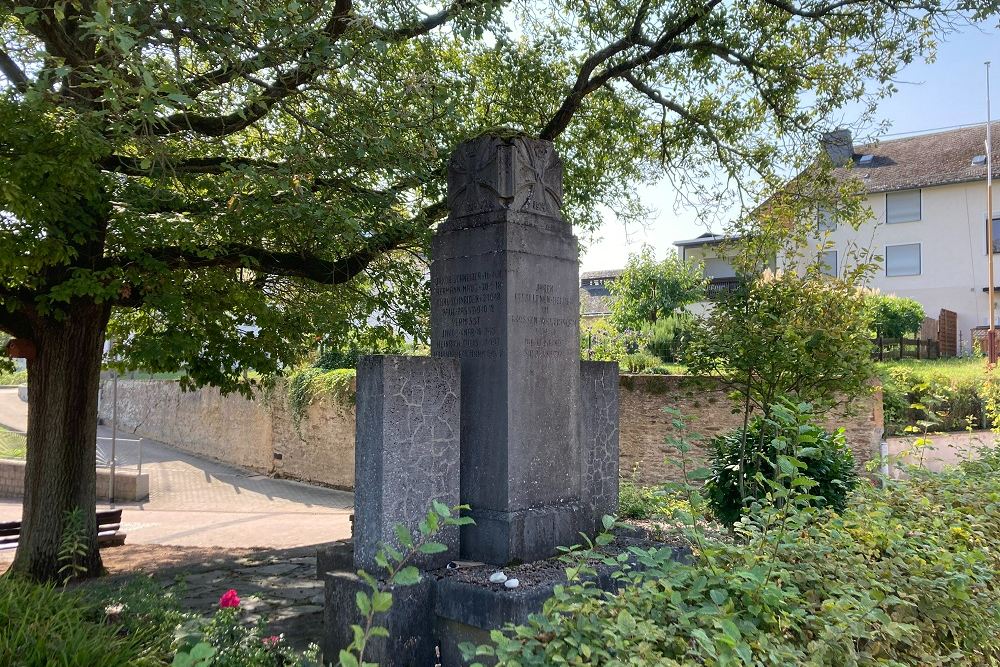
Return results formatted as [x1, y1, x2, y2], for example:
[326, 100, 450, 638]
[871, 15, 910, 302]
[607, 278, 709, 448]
[886, 189, 921, 224]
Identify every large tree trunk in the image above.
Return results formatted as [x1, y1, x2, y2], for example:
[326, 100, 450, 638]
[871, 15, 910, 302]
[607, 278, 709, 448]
[10, 303, 111, 582]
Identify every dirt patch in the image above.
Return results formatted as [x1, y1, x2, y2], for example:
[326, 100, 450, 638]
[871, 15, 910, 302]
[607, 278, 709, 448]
[0, 543, 262, 576]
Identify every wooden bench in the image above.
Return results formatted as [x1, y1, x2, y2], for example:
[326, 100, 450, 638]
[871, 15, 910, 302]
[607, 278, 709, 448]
[0, 509, 127, 551]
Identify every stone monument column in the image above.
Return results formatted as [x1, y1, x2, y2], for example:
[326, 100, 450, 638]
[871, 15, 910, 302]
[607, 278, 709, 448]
[431, 134, 584, 564]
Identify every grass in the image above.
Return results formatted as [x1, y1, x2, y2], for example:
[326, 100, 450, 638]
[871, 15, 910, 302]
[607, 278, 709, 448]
[0, 427, 26, 459]
[876, 357, 991, 384]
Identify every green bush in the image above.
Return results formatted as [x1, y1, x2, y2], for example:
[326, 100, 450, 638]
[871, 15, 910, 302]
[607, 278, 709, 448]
[704, 404, 858, 526]
[0, 576, 158, 666]
[618, 481, 691, 520]
[471, 445, 1000, 666]
[644, 313, 694, 363]
[880, 366, 991, 435]
[0, 369, 26, 385]
[866, 292, 924, 338]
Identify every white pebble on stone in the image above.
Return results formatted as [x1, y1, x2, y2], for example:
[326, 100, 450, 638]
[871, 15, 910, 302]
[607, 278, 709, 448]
[504, 578, 520, 589]
[489, 572, 508, 584]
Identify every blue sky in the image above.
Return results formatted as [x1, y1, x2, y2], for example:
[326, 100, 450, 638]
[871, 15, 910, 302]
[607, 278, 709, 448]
[578, 20, 1000, 273]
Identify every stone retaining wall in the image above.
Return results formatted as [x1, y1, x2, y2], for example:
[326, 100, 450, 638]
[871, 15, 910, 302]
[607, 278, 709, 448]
[618, 375, 883, 485]
[97, 378, 356, 490]
[99, 375, 882, 490]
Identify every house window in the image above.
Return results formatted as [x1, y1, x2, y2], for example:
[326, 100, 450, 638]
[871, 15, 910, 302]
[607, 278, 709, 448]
[985, 217, 1000, 253]
[886, 189, 921, 224]
[703, 257, 736, 279]
[817, 207, 836, 232]
[885, 243, 921, 276]
[819, 250, 838, 277]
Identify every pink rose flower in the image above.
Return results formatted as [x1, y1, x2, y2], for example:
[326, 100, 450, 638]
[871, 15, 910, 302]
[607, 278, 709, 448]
[262, 635, 281, 648]
[219, 589, 241, 608]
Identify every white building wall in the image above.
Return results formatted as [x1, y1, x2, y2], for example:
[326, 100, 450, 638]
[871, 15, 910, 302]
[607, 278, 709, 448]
[800, 181, 997, 351]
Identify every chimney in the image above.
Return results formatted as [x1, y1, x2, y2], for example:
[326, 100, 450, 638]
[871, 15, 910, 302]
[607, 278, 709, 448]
[820, 129, 853, 167]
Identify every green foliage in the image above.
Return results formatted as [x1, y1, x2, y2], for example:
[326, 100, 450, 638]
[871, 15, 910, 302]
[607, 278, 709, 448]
[286, 368, 357, 429]
[83, 576, 191, 662]
[0, 576, 156, 666]
[704, 403, 859, 526]
[618, 481, 691, 521]
[644, 313, 695, 363]
[684, 271, 875, 415]
[467, 437, 1000, 666]
[345, 502, 474, 665]
[580, 319, 642, 362]
[866, 293, 925, 338]
[879, 364, 992, 435]
[315, 328, 409, 371]
[57, 507, 90, 586]
[0, 369, 27, 385]
[607, 247, 707, 331]
[173, 609, 319, 667]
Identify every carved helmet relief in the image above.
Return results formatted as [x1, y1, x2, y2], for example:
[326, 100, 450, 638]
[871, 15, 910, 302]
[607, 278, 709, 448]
[447, 134, 563, 221]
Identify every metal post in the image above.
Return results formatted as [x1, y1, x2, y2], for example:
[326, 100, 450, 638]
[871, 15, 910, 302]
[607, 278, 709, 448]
[110, 370, 117, 506]
[987, 62, 996, 365]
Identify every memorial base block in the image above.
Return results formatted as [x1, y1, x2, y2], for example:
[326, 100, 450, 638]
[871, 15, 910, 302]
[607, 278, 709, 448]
[322, 571, 436, 667]
[462, 501, 587, 565]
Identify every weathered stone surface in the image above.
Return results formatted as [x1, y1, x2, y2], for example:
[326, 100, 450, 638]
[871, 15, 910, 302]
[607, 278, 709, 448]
[353, 355, 461, 573]
[446, 134, 563, 222]
[316, 540, 353, 578]
[431, 136, 586, 565]
[580, 361, 620, 534]
[323, 571, 436, 667]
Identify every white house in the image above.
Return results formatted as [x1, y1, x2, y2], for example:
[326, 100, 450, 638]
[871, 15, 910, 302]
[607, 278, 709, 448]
[676, 123, 1000, 350]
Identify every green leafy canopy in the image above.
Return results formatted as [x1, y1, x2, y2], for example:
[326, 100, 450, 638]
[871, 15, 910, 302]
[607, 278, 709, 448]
[1, 0, 997, 395]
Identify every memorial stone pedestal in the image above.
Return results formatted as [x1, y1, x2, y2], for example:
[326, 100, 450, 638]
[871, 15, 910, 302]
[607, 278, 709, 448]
[431, 134, 586, 564]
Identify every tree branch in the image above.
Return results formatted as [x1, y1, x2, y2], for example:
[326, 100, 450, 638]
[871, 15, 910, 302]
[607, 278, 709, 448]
[539, 0, 723, 140]
[0, 48, 30, 92]
[101, 154, 284, 175]
[106, 198, 447, 307]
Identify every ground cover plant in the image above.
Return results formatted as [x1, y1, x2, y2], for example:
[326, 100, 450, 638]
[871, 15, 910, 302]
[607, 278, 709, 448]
[879, 358, 996, 434]
[466, 420, 1000, 666]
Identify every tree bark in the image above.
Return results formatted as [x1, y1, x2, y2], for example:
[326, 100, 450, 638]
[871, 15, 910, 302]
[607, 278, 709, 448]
[10, 303, 111, 582]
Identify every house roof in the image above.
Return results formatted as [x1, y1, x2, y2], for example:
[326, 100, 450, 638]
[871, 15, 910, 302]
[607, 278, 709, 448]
[674, 232, 734, 248]
[840, 122, 1000, 194]
[580, 269, 623, 281]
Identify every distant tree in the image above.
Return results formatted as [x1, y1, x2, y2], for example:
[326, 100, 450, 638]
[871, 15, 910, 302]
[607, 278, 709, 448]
[608, 247, 707, 331]
[866, 294, 925, 339]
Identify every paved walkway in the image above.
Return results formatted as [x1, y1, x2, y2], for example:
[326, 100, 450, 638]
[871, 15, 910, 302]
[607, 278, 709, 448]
[886, 429, 997, 476]
[0, 388, 354, 548]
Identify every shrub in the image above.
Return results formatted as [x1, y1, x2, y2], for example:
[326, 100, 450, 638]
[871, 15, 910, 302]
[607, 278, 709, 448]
[704, 402, 858, 526]
[879, 366, 991, 435]
[643, 313, 694, 363]
[684, 271, 875, 416]
[866, 292, 925, 338]
[0, 576, 156, 666]
[618, 481, 691, 520]
[469, 445, 1000, 666]
[0, 369, 27, 385]
[82, 576, 190, 661]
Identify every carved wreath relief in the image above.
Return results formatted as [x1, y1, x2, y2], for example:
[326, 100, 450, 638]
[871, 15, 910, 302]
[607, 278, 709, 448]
[448, 135, 563, 220]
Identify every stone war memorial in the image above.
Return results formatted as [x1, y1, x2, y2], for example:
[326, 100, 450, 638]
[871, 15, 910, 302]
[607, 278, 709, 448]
[323, 133, 625, 666]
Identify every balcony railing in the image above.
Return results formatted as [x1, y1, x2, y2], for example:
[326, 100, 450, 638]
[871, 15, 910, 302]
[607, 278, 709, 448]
[705, 277, 742, 299]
